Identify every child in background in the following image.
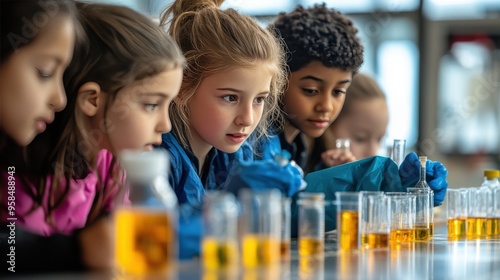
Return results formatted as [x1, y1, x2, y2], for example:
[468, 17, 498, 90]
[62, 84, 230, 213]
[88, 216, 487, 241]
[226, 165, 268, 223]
[314, 73, 389, 167]
[0, 0, 76, 149]
[1, 2, 184, 273]
[315, 72, 448, 206]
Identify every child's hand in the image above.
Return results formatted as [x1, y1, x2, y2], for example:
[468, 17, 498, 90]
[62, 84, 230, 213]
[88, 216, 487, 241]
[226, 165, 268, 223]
[78, 216, 114, 271]
[321, 149, 357, 167]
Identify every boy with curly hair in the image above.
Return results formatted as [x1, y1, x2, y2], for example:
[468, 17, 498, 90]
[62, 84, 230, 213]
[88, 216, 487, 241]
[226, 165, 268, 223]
[257, 4, 448, 234]
[261, 4, 363, 171]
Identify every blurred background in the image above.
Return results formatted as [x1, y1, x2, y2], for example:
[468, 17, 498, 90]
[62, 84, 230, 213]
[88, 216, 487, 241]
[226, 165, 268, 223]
[87, 0, 500, 188]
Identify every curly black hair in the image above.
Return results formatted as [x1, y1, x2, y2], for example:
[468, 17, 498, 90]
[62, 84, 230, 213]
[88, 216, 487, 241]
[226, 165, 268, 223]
[271, 3, 364, 73]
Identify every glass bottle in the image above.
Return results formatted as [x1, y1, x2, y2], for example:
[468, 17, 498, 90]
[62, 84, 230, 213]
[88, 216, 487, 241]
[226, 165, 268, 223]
[115, 150, 178, 277]
[415, 156, 434, 237]
[481, 170, 500, 238]
[414, 156, 430, 189]
[411, 156, 434, 236]
[481, 170, 500, 188]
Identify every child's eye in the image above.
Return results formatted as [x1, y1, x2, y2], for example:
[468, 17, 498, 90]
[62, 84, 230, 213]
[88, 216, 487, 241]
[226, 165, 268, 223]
[36, 68, 52, 79]
[333, 90, 346, 97]
[222, 95, 238, 102]
[302, 88, 318, 96]
[254, 96, 267, 104]
[144, 104, 158, 112]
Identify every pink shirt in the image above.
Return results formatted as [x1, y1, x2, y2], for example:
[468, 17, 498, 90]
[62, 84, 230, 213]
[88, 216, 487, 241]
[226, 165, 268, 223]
[1, 149, 124, 236]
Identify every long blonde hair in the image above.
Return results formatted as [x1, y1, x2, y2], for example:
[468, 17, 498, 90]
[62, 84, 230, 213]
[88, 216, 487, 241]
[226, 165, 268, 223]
[160, 0, 287, 149]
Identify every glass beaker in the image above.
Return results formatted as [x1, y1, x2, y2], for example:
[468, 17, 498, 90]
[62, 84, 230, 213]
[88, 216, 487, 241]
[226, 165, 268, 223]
[447, 188, 467, 240]
[298, 192, 325, 257]
[202, 191, 239, 269]
[335, 192, 361, 251]
[360, 192, 390, 249]
[387, 192, 416, 243]
[239, 189, 281, 268]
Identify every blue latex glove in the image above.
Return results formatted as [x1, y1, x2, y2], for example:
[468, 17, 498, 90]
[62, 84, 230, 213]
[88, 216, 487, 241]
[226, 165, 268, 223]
[223, 158, 306, 198]
[301, 156, 404, 233]
[399, 152, 448, 206]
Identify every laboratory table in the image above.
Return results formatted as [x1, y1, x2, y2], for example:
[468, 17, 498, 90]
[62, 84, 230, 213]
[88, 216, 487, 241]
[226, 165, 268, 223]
[16, 222, 500, 280]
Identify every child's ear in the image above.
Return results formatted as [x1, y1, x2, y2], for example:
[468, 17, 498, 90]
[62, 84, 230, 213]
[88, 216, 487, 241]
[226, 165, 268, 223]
[77, 82, 102, 117]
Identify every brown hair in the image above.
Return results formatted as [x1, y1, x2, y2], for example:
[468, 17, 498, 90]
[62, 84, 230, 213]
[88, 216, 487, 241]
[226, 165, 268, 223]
[2, 2, 185, 227]
[0, 0, 78, 153]
[160, 0, 287, 149]
[336, 73, 386, 122]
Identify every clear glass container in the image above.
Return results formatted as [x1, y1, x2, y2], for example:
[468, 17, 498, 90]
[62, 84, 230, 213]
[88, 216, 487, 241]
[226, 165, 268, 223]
[391, 139, 406, 167]
[239, 189, 281, 268]
[412, 156, 434, 235]
[202, 191, 239, 270]
[298, 192, 325, 256]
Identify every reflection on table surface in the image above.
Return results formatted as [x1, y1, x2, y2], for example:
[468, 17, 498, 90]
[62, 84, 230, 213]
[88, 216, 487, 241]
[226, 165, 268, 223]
[175, 223, 500, 280]
[25, 223, 500, 279]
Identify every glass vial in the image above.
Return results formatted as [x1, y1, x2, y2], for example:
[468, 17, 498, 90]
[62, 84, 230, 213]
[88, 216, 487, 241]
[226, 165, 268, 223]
[391, 139, 406, 167]
[335, 138, 351, 152]
[202, 191, 239, 270]
[115, 150, 178, 277]
[298, 192, 325, 257]
[280, 197, 291, 259]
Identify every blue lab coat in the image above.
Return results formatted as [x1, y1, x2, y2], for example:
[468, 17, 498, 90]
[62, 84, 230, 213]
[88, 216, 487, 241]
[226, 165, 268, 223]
[158, 132, 252, 259]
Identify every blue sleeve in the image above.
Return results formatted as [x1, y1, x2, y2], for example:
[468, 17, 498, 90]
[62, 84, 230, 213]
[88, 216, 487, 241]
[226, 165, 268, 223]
[255, 135, 281, 161]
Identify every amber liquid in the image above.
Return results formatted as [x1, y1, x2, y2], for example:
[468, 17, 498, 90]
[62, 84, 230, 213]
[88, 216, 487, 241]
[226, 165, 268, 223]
[495, 218, 500, 237]
[202, 238, 238, 269]
[414, 227, 431, 241]
[361, 233, 389, 249]
[338, 210, 359, 251]
[114, 208, 173, 276]
[485, 218, 497, 238]
[203, 268, 239, 280]
[298, 237, 324, 256]
[280, 241, 290, 258]
[430, 223, 434, 236]
[447, 218, 466, 240]
[466, 217, 487, 239]
[242, 235, 280, 268]
[390, 229, 414, 242]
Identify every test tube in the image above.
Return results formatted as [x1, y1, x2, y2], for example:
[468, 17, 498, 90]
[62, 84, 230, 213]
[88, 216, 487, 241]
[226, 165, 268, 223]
[391, 139, 406, 167]
[335, 192, 361, 251]
[202, 191, 239, 270]
[240, 189, 281, 268]
[298, 192, 325, 257]
[280, 197, 291, 259]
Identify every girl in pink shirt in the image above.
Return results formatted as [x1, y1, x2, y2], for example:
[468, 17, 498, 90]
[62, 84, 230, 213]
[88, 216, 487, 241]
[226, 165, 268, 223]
[1, 2, 184, 273]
